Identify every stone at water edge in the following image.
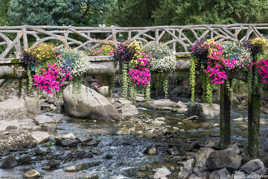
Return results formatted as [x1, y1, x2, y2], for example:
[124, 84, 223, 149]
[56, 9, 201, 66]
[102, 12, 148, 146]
[178, 158, 195, 179]
[24, 169, 41, 178]
[31, 131, 50, 144]
[193, 147, 215, 172]
[121, 103, 139, 118]
[209, 168, 231, 179]
[206, 146, 242, 170]
[240, 159, 266, 175]
[98, 86, 109, 97]
[153, 167, 171, 179]
[0, 156, 17, 169]
[63, 84, 121, 120]
[144, 146, 158, 155]
[186, 103, 220, 120]
[55, 133, 80, 147]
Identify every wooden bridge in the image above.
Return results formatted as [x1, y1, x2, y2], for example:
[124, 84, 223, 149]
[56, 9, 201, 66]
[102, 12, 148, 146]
[0, 24, 267, 63]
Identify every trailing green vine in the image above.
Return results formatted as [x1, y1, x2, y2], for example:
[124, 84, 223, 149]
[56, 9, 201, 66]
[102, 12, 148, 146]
[206, 74, 213, 104]
[145, 81, 151, 100]
[163, 72, 169, 98]
[122, 62, 128, 98]
[190, 57, 196, 103]
[27, 65, 32, 94]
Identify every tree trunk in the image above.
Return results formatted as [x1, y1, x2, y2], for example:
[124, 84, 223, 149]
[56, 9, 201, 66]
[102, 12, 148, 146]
[220, 80, 231, 147]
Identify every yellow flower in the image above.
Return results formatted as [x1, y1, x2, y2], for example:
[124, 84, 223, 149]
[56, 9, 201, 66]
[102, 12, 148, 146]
[251, 37, 267, 47]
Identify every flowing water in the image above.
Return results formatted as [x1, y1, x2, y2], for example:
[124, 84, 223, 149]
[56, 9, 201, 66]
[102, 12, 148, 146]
[0, 105, 268, 178]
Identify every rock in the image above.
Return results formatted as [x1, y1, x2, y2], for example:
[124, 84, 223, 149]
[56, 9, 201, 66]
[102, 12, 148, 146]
[186, 103, 220, 120]
[84, 174, 99, 179]
[175, 101, 188, 113]
[64, 150, 93, 162]
[206, 146, 242, 170]
[233, 171, 246, 179]
[0, 131, 36, 155]
[63, 84, 120, 120]
[24, 96, 40, 116]
[0, 97, 26, 120]
[152, 117, 166, 126]
[121, 103, 139, 118]
[64, 162, 101, 172]
[167, 146, 181, 155]
[178, 159, 195, 179]
[31, 131, 50, 144]
[34, 114, 60, 125]
[55, 133, 80, 147]
[153, 167, 171, 179]
[34, 147, 48, 156]
[240, 159, 266, 175]
[24, 169, 41, 178]
[194, 148, 215, 172]
[145, 99, 177, 110]
[104, 154, 113, 160]
[144, 146, 157, 155]
[0, 119, 40, 132]
[246, 172, 262, 179]
[98, 86, 109, 96]
[77, 136, 93, 144]
[1, 156, 17, 169]
[209, 168, 231, 179]
[43, 160, 60, 170]
[18, 154, 32, 165]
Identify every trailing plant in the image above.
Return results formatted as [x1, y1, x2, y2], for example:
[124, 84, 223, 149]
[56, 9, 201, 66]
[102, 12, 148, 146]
[143, 42, 175, 97]
[189, 57, 196, 103]
[163, 72, 169, 98]
[113, 42, 135, 98]
[145, 81, 151, 100]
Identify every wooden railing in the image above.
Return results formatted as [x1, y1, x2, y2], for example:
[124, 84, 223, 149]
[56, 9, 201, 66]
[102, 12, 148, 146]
[0, 24, 267, 62]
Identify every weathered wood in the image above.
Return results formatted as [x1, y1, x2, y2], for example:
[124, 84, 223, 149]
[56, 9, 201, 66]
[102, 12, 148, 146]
[0, 24, 267, 62]
[248, 57, 261, 157]
[220, 80, 232, 147]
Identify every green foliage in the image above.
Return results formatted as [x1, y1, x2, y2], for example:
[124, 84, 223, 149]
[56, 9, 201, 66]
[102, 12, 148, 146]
[0, 0, 9, 25]
[105, 0, 160, 26]
[145, 81, 151, 100]
[122, 62, 128, 98]
[163, 73, 169, 98]
[107, 0, 268, 26]
[190, 57, 196, 103]
[8, 0, 112, 26]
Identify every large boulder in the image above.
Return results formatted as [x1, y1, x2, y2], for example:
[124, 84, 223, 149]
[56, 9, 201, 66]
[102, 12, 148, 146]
[240, 159, 266, 175]
[186, 103, 220, 120]
[63, 85, 120, 120]
[0, 97, 40, 120]
[206, 145, 242, 170]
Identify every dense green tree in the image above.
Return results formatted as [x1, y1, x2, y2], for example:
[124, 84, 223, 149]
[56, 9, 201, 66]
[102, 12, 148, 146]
[106, 0, 268, 26]
[105, 0, 160, 27]
[0, 0, 10, 25]
[8, 0, 112, 26]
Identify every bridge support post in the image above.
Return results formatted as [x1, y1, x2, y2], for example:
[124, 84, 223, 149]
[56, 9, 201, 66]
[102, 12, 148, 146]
[248, 58, 261, 158]
[220, 80, 232, 147]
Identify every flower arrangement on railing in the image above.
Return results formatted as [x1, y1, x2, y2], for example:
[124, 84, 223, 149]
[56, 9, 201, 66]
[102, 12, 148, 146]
[143, 42, 176, 98]
[190, 37, 268, 104]
[191, 39, 252, 103]
[33, 64, 72, 94]
[20, 43, 57, 92]
[55, 48, 89, 93]
[20, 43, 89, 95]
[88, 41, 114, 56]
[113, 42, 135, 98]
